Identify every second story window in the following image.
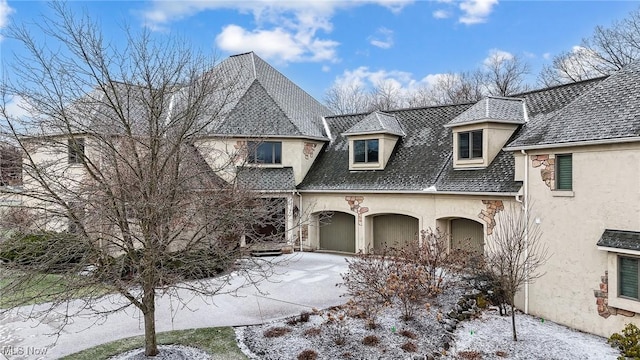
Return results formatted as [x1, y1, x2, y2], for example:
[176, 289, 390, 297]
[458, 130, 483, 159]
[68, 138, 85, 164]
[556, 154, 573, 190]
[354, 139, 379, 163]
[248, 141, 282, 164]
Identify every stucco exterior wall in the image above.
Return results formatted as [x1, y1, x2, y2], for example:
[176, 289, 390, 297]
[300, 192, 515, 253]
[515, 142, 640, 337]
[195, 137, 325, 185]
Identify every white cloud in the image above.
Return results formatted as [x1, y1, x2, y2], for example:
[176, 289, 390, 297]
[483, 49, 514, 66]
[0, 0, 15, 41]
[332, 66, 431, 98]
[142, 1, 414, 64]
[459, 0, 498, 25]
[215, 24, 339, 63]
[369, 27, 394, 49]
[432, 10, 450, 19]
[3, 95, 32, 120]
[543, 52, 552, 60]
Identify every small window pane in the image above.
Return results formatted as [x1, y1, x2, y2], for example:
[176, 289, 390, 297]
[354, 140, 365, 163]
[273, 142, 282, 164]
[556, 154, 573, 190]
[472, 131, 483, 158]
[256, 143, 272, 163]
[620, 257, 639, 299]
[367, 139, 379, 163]
[458, 133, 470, 159]
[68, 138, 85, 164]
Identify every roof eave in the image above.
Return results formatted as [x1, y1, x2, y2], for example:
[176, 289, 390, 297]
[504, 136, 640, 151]
[341, 130, 406, 137]
[444, 118, 525, 128]
[200, 133, 329, 141]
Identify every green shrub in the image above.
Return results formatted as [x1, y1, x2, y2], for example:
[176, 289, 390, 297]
[609, 323, 640, 360]
[0, 232, 91, 272]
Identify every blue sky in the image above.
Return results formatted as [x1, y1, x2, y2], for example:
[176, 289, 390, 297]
[1, 1, 639, 102]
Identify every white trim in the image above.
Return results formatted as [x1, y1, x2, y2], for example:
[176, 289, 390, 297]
[297, 189, 519, 196]
[444, 118, 525, 128]
[504, 136, 640, 151]
[597, 246, 640, 257]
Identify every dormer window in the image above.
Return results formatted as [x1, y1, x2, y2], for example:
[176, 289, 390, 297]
[354, 139, 379, 163]
[248, 141, 282, 164]
[458, 130, 483, 160]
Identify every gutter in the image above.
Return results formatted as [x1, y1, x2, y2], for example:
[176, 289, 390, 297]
[504, 136, 640, 152]
[297, 189, 520, 196]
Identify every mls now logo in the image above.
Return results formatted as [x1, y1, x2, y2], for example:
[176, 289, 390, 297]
[1, 346, 48, 357]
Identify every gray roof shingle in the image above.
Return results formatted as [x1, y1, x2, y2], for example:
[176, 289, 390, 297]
[508, 63, 640, 148]
[211, 52, 332, 139]
[237, 167, 296, 191]
[343, 111, 405, 136]
[597, 229, 640, 251]
[298, 104, 521, 192]
[445, 97, 525, 127]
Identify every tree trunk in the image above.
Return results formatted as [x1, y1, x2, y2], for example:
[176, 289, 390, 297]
[510, 302, 517, 341]
[143, 287, 158, 356]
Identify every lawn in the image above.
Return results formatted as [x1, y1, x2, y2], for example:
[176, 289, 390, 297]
[61, 327, 246, 360]
[0, 270, 112, 308]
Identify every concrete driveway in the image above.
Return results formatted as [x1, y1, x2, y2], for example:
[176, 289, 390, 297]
[0, 252, 350, 360]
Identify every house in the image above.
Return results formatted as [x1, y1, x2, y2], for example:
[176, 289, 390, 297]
[7, 51, 640, 338]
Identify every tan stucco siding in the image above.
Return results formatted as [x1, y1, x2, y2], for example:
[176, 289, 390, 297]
[520, 142, 640, 337]
[300, 192, 513, 253]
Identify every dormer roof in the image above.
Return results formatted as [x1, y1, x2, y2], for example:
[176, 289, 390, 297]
[343, 111, 405, 136]
[444, 96, 526, 128]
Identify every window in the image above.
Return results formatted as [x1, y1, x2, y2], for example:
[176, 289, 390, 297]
[248, 141, 282, 164]
[354, 139, 379, 163]
[68, 138, 85, 164]
[619, 256, 640, 300]
[458, 130, 483, 159]
[556, 154, 572, 190]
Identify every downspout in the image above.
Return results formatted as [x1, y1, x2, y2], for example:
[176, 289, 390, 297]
[296, 190, 303, 252]
[520, 148, 529, 315]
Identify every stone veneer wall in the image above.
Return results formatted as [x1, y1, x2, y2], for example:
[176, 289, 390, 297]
[479, 200, 503, 235]
[531, 154, 556, 189]
[345, 196, 369, 226]
[594, 271, 636, 318]
[303, 142, 317, 160]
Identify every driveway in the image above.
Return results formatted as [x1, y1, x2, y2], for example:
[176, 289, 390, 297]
[0, 252, 350, 360]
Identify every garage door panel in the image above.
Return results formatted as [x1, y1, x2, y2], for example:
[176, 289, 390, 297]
[450, 218, 484, 254]
[319, 212, 355, 253]
[373, 214, 419, 250]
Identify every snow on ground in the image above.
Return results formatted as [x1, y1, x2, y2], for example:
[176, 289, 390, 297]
[446, 309, 620, 360]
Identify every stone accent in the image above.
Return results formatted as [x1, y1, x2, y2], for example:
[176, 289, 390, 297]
[479, 200, 504, 235]
[531, 154, 556, 189]
[345, 195, 369, 226]
[594, 271, 637, 318]
[303, 142, 317, 160]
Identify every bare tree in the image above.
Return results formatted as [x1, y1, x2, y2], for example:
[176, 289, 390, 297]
[483, 54, 531, 96]
[0, 3, 286, 356]
[484, 203, 549, 341]
[323, 83, 372, 115]
[539, 6, 640, 86]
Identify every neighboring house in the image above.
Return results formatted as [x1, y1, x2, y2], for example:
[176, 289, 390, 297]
[9, 51, 640, 338]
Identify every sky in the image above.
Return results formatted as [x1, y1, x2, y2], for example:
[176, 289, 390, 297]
[0, 0, 639, 103]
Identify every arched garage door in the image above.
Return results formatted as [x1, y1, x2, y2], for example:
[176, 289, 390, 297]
[450, 218, 484, 255]
[373, 214, 419, 250]
[319, 212, 356, 253]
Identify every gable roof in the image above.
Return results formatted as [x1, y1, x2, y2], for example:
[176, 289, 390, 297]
[445, 97, 526, 128]
[210, 52, 332, 140]
[507, 63, 640, 148]
[343, 111, 405, 136]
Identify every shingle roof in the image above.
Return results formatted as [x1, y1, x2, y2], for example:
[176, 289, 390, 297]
[507, 63, 640, 148]
[210, 52, 332, 139]
[445, 97, 525, 127]
[597, 229, 640, 252]
[343, 111, 405, 136]
[299, 104, 520, 192]
[237, 167, 296, 191]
